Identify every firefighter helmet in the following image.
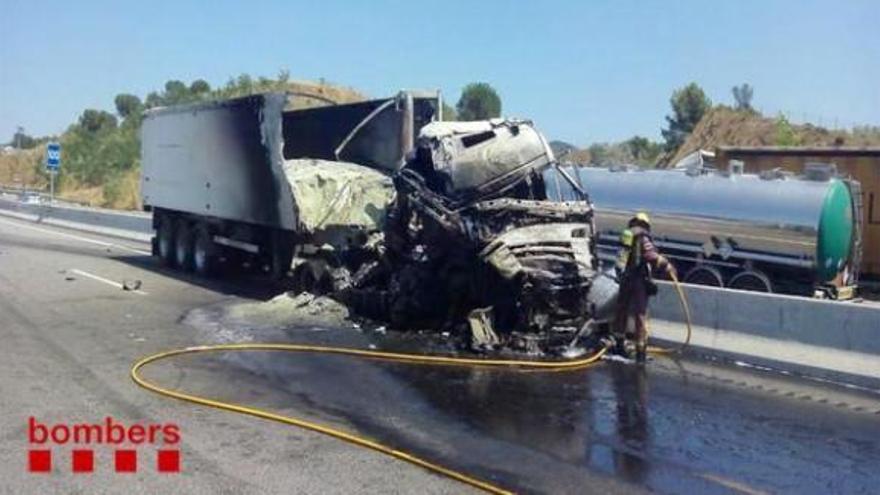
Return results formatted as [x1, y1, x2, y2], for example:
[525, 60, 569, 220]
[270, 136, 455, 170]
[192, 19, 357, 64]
[628, 211, 651, 229]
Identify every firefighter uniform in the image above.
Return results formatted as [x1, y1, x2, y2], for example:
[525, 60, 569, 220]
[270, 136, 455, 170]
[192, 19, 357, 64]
[615, 213, 674, 362]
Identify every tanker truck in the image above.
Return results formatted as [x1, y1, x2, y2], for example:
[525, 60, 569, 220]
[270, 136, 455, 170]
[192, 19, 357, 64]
[545, 163, 862, 299]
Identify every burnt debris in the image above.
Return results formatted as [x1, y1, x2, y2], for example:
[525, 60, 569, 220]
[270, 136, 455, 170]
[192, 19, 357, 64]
[293, 119, 617, 354]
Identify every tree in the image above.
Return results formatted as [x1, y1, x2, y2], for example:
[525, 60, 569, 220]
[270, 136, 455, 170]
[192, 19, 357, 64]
[732, 83, 754, 111]
[441, 102, 457, 121]
[456, 82, 501, 121]
[163, 80, 189, 105]
[78, 109, 118, 133]
[774, 114, 801, 146]
[626, 135, 662, 164]
[189, 79, 211, 95]
[144, 91, 163, 108]
[114, 94, 142, 119]
[588, 143, 609, 165]
[661, 82, 711, 152]
[11, 126, 37, 149]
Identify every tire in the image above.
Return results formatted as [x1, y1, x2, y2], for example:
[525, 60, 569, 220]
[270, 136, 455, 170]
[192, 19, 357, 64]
[728, 270, 772, 293]
[193, 227, 219, 277]
[157, 215, 176, 267]
[269, 230, 295, 280]
[291, 262, 333, 295]
[292, 263, 317, 294]
[683, 265, 724, 287]
[174, 220, 195, 271]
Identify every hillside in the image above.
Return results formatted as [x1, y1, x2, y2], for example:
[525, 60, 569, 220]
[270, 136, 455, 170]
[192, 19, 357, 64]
[668, 107, 880, 165]
[0, 148, 42, 187]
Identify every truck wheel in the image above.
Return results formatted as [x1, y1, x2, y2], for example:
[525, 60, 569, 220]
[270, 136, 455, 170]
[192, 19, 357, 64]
[269, 230, 295, 280]
[193, 227, 219, 276]
[292, 263, 317, 293]
[292, 262, 333, 295]
[684, 265, 724, 287]
[174, 220, 195, 271]
[729, 270, 772, 293]
[157, 215, 176, 267]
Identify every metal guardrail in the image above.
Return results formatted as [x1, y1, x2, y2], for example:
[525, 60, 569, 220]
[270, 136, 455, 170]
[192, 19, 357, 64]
[0, 195, 152, 240]
[0, 184, 94, 208]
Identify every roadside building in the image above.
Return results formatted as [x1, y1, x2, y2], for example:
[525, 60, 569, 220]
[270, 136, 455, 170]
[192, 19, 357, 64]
[714, 146, 880, 279]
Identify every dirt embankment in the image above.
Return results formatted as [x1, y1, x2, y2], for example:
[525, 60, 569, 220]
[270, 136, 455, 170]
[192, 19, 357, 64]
[285, 80, 366, 109]
[0, 148, 44, 189]
[0, 148, 138, 209]
[668, 107, 880, 165]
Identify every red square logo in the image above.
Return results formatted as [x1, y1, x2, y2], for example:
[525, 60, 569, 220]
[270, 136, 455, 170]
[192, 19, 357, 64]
[157, 449, 180, 473]
[28, 450, 51, 473]
[72, 450, 94, 473]
[115, 450, 137, 473]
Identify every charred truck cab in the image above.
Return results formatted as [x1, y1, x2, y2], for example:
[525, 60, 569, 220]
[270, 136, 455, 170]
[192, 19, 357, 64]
[379, 120, 609, 352]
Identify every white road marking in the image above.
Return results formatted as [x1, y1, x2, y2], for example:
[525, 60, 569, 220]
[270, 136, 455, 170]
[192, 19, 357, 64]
[0, 217, 151, 255]
[69, 268, 149, 296]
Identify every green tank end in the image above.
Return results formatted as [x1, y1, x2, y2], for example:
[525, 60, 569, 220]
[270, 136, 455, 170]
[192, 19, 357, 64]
[816, 179, 854, 283]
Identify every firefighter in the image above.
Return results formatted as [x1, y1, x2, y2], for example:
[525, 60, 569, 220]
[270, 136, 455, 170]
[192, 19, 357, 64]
[615, 212, 675, 363]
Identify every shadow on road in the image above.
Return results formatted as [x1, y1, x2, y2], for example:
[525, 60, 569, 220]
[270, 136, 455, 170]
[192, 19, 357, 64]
[116, 254, 289, 301]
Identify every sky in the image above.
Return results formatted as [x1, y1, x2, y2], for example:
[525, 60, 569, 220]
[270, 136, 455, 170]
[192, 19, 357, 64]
[1, 0, 878, 146]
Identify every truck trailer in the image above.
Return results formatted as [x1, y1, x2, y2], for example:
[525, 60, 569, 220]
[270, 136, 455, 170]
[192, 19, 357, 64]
[141, 91, 439, 278]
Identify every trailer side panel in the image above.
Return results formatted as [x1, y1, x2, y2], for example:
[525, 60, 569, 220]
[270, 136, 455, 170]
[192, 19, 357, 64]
[141, 93, 296, 230]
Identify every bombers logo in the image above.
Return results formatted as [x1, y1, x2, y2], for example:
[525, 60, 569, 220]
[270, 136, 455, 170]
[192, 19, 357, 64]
[27, 417, 181, 473]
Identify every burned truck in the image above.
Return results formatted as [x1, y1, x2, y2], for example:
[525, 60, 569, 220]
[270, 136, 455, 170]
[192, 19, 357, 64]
[344, 120, 610, 351]
[142, 92, 611, 352]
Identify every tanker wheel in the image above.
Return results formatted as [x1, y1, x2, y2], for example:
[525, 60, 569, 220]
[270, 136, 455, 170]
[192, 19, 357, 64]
[174, 220, 195, 272]
[728, 270, 773, 293]
[683, 265, 724, 287]
[157, 215, 176, 267]
[193, 227, 219, 277]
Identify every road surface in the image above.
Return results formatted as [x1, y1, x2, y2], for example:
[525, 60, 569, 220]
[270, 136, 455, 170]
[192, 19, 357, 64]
[1, 215, 878, 494]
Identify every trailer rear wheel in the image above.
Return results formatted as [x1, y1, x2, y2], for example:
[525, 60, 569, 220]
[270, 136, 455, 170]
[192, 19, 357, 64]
[269, 230, 295, 280]
[729, 270, 772, 293]
[683, 265, 724, 287]
[174, 220, 195, 271]
[157, 215, 176, 266]
[193, 227, 219, 276]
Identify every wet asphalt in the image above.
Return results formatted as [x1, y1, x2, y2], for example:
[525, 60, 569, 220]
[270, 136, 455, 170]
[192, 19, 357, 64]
[173, 302, 880, 495]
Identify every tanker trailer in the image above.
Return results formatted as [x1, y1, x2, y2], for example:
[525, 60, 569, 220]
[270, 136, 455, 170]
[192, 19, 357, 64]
[543, 164, 860, 299]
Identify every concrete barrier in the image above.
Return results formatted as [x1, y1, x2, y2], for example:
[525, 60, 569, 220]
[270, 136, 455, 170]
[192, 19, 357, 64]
[0, 197, 152, 242]
[649, 281, 880, 388]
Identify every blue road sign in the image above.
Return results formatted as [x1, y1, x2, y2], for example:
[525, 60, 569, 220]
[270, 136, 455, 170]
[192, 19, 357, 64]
[46, 142, 61, 171]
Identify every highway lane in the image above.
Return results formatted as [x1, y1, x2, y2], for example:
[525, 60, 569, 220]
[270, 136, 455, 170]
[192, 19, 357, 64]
[1, 215, 879, 494]
[0, 216, 471, 494]
[180, 298, 880, 495]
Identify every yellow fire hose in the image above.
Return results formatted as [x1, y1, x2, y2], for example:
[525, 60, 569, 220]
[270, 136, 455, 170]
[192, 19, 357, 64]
[131, 276, 693, 494]
[649, 270, 693, 354]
